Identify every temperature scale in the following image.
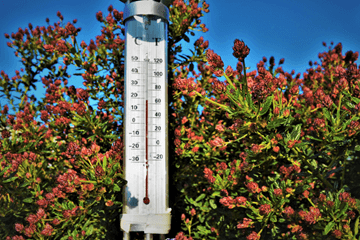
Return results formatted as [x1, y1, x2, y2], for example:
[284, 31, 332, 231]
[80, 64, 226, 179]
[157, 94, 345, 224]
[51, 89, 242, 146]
[119, 1, 172, 239]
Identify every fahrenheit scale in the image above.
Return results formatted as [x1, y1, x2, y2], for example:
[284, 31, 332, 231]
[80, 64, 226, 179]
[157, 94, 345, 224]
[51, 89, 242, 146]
[119, 1, 172, 240]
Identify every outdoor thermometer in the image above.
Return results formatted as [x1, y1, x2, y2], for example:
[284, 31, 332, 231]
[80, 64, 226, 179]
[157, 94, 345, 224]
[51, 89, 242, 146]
[119, 0, 172, 239]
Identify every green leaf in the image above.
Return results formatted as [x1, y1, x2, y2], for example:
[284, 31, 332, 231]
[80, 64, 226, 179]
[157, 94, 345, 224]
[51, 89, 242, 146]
[259, 96, 273, 116]
[336, 202, 349, 218]
[209, 199, 217, 209]
[195, 193, 206, 202]
[211, 191, 220, 198]
[20, 181, 31, 188]
[246, 93, 256, 112]
[323, 221, 336, 235]
[323, 108, 334, 124]
[2, 176, 18, 183]
[185, 195, 195, 204]
[270, 214, 277, 222]
[102, 155, 107, 169]
[290, 124, 302, 140]
[86, 224, 94, 235]
[23, 198, 33, 203]
[197, 225, 209, 233]
[113, 184, 121, 192]
[198, 213, 205, 223]
[0, 166, 11, 176]
[104, 134, 117, 139]
[354, 216, 360, 237]
[267, 118, 287, 130]
[104, 177, 112, 185]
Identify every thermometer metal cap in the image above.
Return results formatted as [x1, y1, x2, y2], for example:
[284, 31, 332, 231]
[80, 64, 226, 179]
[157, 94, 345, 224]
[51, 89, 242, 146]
[120, 0, 174, 22]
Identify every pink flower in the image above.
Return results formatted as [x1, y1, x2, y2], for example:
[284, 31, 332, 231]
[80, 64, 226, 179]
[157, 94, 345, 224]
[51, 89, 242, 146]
[235, 196, 247, 206]
[251, 144, 262, 154]
[15, 223, 24, 232]
[215, 124, 225, 132]
[237, 218, 253, 229]
[209, 137, 224, 148]
[332, 229, 342, 239]
[40, 223, 53, 236]
[181, 116, 188, 124]
[191, 146, 199, 153]
[259, 204, 272, 215]
[283, 206, 295, 218]
[246, 231, 260, 240]
[246, 182, 260, 194]
[303, 190, 309, 198]
[26, 214, 38, 224]
[273, 188, 282, 196]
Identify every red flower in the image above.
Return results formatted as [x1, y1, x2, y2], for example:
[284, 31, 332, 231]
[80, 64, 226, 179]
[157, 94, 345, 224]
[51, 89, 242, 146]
[273, 146, 280, 153]
[113, 9, 123, 21]
[95, 166, 105, 177]
[339, 192, 351, 202]
[273, 107, 280, 115]
[190, 208, 196, 216]
[303, 190, 309, 198]
[43, 44, 55, 52]
[24, 224, 36, 237]
[96, 11, 103, 22]
[26, 214, 38, 224]
[194, 36, 204, 47]
[1, 130, 10, 139]
[36, 199, 48, 208]
[219, 196, 235, 209]
[76, 88, 89, 101]
[215, 124, 225, 132]
[206, 49, 224, 75]
[1, 104, 9, 114]
[232, 39, 250, 62]
[57, 11, 63, 21]
[259, 204, 272, 215]
[87, 39, 97, 52]
[209, 137, 224, 148]
[332, 229, 342, 239]
[181, 116, 188, 124]
[283, 206, 295, 218]
[251, 144, 262, 154]
[246, 231, 260, 240]
[273, 188, 282, 196]
[15, 223, 24, 232]
[40, 223, 53, 236]
[235, 196, 247, 206]
[246, 182, 260, 194]
[204, 167, 215, 183]
[191, 146, 199, 153]
[237, 218, 253, 229]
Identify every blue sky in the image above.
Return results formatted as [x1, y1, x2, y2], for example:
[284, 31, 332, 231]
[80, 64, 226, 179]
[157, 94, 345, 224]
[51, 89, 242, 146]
[1, 0, 360, 111]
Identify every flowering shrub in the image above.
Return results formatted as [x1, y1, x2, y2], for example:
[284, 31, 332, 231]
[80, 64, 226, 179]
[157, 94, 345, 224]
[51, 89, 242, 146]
[169, 4, 360, 239]
[0, 5, 128, 240]
[0, 0, 210, 239]
[1, 0, 360, 239]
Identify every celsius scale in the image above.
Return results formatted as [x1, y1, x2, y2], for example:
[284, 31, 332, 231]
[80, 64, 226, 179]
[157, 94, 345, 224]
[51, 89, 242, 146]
[119, 0, 172, 239]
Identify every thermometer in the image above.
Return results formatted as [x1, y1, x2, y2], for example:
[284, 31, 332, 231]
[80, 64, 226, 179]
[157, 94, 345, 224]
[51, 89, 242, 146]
[119, 1, 172, 240]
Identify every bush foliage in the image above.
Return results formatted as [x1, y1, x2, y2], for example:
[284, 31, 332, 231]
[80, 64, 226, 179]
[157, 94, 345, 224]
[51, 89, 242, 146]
[1, 0, 360, 239]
